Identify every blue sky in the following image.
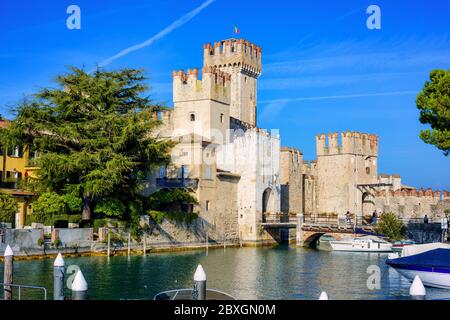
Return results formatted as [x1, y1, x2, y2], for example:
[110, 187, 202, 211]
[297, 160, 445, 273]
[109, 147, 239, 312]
[1, 0, 449, 189]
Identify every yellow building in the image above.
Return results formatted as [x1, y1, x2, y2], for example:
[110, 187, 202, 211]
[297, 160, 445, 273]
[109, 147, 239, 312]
[0, 120, 38, 228]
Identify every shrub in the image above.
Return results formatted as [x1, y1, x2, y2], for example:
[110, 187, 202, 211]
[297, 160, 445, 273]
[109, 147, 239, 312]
[93, 219, 107, 232]
[374, 212, 406, 241]
[0, 193, 18, 223]
[32, 191, 82, 224]
[37, 237, 45, 247]
[149, 210, 198, 225]
[53, 238, 61, 248]
[94, 199, 125, 219]
[148, 189, 198, 208]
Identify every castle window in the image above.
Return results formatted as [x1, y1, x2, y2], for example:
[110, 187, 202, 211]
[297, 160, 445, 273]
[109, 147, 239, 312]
[190, 113, 195, 122]
[206, 200, 210, 211]
[220, 113, 224, 123]
[366, 167, 370, 174]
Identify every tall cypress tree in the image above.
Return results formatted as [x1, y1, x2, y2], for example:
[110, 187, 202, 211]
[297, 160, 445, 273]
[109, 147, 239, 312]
[1, 67, 173, 220]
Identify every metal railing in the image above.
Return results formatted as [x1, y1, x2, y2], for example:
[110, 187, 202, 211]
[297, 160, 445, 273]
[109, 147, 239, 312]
[262, 213, 297, 224]
[0, 283, 48, 300]
[154, 288, 236, 300]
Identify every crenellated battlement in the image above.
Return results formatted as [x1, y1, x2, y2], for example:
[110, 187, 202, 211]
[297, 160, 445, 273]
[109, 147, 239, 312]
[375, 188, 449, 198]
[281, 146, 303, 155]
[172, 66, 231, 104]
[203, 38, 262, 77]
[152, 109, 173, 124]
[316, 131, 378, 157]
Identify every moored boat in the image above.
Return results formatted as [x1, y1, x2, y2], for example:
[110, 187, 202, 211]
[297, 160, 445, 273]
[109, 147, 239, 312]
[386, 247, 450, 289]
[392, 240, 416, 253]
[330, 235, 392, 252]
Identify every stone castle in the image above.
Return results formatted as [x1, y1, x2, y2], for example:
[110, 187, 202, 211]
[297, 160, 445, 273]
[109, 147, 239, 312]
[148, 38, 449, 245]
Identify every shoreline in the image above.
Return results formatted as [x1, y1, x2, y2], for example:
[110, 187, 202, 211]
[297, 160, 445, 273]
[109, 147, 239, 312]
[0, 241, 281, 262]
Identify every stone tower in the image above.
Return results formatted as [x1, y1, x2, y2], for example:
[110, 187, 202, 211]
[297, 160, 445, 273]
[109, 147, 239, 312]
[316, 132, 379, 217]
[172, 67, 231, 142]
[203, 39, 262, 127]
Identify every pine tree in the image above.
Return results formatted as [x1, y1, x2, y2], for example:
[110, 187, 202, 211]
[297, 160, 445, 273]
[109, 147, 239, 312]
[1, 67, 173, 220]
[416, 69, 450, 155]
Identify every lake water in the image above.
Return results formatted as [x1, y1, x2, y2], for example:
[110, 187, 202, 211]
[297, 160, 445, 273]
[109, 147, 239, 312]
[2, 245, 450, 300]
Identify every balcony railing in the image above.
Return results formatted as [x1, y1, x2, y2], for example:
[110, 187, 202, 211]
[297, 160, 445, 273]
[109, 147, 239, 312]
[156, 178, 199, 189]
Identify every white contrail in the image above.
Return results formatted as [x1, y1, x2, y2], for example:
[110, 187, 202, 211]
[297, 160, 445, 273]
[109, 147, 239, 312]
[259, 91, 417, 104]
[96, 0, 214, 68]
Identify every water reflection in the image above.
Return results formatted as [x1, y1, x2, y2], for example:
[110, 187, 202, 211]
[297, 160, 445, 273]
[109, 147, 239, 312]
[2, 245, 450, 300]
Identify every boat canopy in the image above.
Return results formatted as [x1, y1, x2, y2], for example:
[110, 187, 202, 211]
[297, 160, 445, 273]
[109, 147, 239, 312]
[401, 243, 450, 257]
[387, 248, 450, 269]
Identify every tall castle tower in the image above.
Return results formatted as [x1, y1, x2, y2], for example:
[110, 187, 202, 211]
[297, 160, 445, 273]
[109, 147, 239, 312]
[203, 39, 262, 127]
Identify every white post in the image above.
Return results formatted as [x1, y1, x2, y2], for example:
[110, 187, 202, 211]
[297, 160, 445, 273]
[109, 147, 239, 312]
[409, 275, 426, 299]
[71, 270, 88, 300]
[143, 232, 146, 255]
[206, 230, 208, 256]
[53, 253, 65, 300]
[127, 232, 131, 256]
[3, 245, 13, 300]
[107, 229, 111, 257]
[239, 231, 242, 248]
[192, 264, 206, 300]
[318, 291, 329, 300]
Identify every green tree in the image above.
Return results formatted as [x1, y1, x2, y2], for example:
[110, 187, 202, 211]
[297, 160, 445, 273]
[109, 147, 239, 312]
[94, 198, 125, 219]
[374, 212, 406, 241]
[0, 193, 18, 223]
[416, 69, 450, 155]
[32, 191, 66, 223]
[1, 67, 173, 220]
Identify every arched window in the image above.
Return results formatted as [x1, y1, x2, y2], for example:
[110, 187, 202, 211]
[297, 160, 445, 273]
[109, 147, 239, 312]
[190, 113, 195, 122]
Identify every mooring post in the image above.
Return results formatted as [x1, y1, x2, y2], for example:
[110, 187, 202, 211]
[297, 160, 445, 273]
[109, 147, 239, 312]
[53, 253, 65, 300]
[3, 245, 13, 300]
[127, 232, 131, 256]
[71, 270, 88, 300]
[409, 275, 426, 300]
[107, 229, 111, 257]
[318, 291, 328, 300]
[206, 230, 208, 256]
[143, 232, 146, 255]
[296, 214, 305, 246]
[192, 264, 206, 300]
[239, 231, 242, 248]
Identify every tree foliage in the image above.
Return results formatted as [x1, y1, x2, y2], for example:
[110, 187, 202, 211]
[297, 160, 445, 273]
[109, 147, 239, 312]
[416, 69, 450, 155]
[94, 198, 126, 219]
[374, 212, 406, 241]
[148, 189, 198, 208]
[1, 67, 174, 220]
[32, 191, 82, 224]
[0, 193, 18, 223]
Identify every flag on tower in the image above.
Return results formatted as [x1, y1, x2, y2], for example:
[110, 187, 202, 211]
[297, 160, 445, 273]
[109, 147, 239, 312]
[233, 25, 240, 34]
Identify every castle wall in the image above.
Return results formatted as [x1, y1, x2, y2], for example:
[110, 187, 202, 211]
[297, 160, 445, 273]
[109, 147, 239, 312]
[302, 161, 317, 216]
[316, 132, 378, 217]
[217, 128, 281, 243]
[373, 189, 450, 219]
[280, 147, 303, 214]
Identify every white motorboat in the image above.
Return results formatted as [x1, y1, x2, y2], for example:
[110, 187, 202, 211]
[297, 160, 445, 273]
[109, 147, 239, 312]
[386, 243, 450, 289]
[330, 235, 392, 252]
